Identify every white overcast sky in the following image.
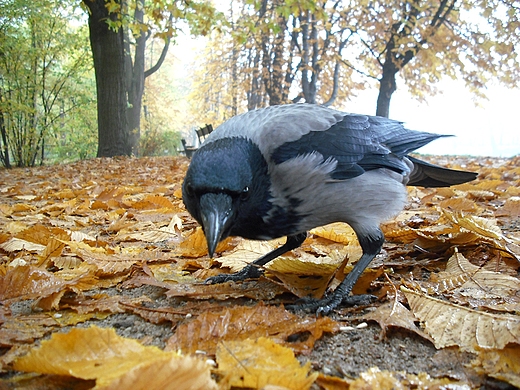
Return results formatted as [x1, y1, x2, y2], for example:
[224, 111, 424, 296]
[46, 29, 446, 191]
[342, 81, 520, 157]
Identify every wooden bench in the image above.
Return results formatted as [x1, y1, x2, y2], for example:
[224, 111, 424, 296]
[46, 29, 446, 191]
[181, 124, 213, 158]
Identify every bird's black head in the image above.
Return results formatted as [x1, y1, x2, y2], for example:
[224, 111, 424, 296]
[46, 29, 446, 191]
[182, 137, 270, 256]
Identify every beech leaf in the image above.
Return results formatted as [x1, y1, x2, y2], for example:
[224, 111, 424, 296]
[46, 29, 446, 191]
[216, 337, 317, 389]
[13, 326, 217, 390]
[402, 287, 520, 352]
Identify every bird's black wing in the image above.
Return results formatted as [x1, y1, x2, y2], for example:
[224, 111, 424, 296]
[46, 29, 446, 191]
[271, 114, 446, 180]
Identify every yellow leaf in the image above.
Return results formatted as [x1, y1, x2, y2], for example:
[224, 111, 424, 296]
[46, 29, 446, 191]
[268, 255, 340, 298]
[471, 345, 520, 388]
[310, 222, 357, 244]
[176, 227, 233, 258]
[13, 326, 217, 390]
[216, 337, 317, 389]
[215, 239, 283, 271]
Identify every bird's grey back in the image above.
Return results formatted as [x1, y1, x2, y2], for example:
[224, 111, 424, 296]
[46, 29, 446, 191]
[202, 104, 442, 162]
[203, 105, 345, 156]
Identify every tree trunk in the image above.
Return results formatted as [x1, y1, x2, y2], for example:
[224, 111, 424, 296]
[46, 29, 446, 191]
[376, 49, 399, 118]
[0, 102, 10, 168]
[126, 0, 146, 156]
[86, 0, 130, 157]
[376, 72, 396, 118]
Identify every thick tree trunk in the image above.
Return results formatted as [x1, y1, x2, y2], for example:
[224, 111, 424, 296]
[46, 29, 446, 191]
[86, 0, 130, 157]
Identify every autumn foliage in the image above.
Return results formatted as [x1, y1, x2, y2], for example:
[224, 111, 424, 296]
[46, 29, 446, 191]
[0, 155, 519, 388]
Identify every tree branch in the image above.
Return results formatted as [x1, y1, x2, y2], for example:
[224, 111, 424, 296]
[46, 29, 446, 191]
[144, 14, 173, 78]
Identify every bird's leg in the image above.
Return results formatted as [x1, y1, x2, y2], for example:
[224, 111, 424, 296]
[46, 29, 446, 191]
[288, 228, 384, 315]
[205, 232, 307, 284]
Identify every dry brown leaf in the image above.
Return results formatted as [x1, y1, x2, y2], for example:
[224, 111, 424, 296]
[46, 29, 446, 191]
[431, 250, 520, 307]
[15, 224, 69, 246]
[0, 265, 97, 302]
[165, 278, 289, 300]
[116, 228, 177, 243]
[381, 224, 419, 244]
[52, 255, 84, 269]
[0, 238, 46, 252]
[166, 303, 339, 355]
[361, 300, 431, 341]
[443, 210, 519, 260]
[268, 256, 339, 299]
[315, 373, 351, 390]
[142, 194, 176, 209]
[97, 354, 217, 390]
[37, 234, 69, 266]
[13, 326, 217, 390]
[402, 287, 520, 352]
[499, 197, 520, 218]
[347, 367, 464, 389]
[0, 314, 58, 347]
[61, 294, 151, 315]
[216, 337, 317, 389]
[75, 249, 137, 274]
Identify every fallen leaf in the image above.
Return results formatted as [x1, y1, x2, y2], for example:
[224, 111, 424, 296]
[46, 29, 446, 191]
[431, 250, 520, 310]
[402, 287, 520, 352]
[0, 265, 97, 302]
[347, 367, 464, 389]
[216, 337, 317, 389]
[166, 303, 339, 355]
[361, 300, 431, 342]
[176, 227, 233, 258]
[310, 223, 358, 245]
[471, 344, 520, 388]
[13, 326, 217, 390]
[214, 238, 284, 272]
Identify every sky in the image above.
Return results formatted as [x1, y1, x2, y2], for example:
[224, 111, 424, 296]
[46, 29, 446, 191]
[342, 81, 520, 157]
[175, 35, 519, 158]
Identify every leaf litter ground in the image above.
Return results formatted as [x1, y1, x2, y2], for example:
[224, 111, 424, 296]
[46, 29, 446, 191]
[0, 155, 519, 389]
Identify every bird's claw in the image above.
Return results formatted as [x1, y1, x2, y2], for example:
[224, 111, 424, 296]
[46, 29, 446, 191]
[286, 293, 377, 316]
[204, 264, 263, 284]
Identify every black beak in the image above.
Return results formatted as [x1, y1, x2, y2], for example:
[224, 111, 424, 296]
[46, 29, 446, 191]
[199, 193, 234, 257]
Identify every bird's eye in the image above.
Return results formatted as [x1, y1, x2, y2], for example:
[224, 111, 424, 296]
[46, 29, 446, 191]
[184, 183, 194, 197]
[240, 186, 250, 201]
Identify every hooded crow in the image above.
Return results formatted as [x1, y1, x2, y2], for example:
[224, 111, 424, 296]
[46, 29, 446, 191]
[182, 104, 477, 315]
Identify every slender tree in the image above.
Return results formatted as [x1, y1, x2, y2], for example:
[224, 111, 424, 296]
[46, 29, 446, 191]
[344, 0, 520, 117]
[190, 0, 358, 120]
[0, 0, 93, 167]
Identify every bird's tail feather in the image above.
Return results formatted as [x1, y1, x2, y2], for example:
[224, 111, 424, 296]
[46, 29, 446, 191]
[407, 156, 478, 188]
